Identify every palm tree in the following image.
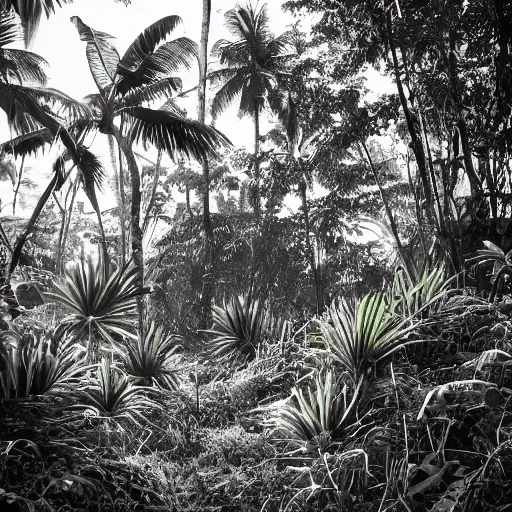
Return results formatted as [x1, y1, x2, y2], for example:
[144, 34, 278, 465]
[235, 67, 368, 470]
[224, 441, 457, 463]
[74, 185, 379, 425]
[0, 9, 105, 276]
[211, 1, 290, 223]
[70, 15, 230, 326]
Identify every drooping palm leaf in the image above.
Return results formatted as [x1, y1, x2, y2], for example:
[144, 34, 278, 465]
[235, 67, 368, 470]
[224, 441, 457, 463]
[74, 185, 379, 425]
[10, 0, 73, 46]
[210, 69, 246, 121]
[120, 76, 182, 107]
[0, 9, 21, 47]
[126, 106, 230, 163]
[0, 48, 48, 84]
[0, 127, 53, 157]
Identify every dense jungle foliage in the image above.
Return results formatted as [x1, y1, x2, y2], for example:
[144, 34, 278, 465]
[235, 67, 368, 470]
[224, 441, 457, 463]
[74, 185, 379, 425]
[1, 0, 512, 510]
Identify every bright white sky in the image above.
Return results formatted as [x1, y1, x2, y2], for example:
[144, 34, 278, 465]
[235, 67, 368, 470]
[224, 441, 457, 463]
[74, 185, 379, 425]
[1, 1, 396, 224]
[33, 0, 294, 145]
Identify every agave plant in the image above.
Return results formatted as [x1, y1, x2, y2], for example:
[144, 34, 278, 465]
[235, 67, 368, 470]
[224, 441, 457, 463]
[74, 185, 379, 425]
[121, 322, 184, 392]
[318, 294, 421, 381]
[48, 254, 139, 362]
[271, 370, 362, 453]
[0, 329, 84, 399]
[201, 293, 287, 365]
[74, 358, 160, 424]
[391, 265, 451, 319]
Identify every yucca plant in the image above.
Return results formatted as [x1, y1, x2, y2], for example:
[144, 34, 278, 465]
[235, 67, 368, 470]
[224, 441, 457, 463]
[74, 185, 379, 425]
[74, 358, 160, 424]
[122, 322, 184, 392]
[48, 254, 140, 362]
[0, 329, 84, 400]
[271, 370, 362, 453]
[318, 294, 421, 381]
[391, 265, 451, 319]
[201, 293, 286, 365]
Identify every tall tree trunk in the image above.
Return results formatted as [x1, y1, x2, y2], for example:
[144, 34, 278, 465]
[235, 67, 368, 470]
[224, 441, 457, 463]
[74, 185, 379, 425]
[57, 174, 80, 275]
[115, 130, 144, 333]
[360, 141, 415, 278]
[9, 172, 59, 276]
[198, 0, 214, 327]
[108, 134, 127, 266]
[299, 173, 323, 315]
[12, 155, 25, 216]
[142, 150, 162, 234]
[253, 104, 261, 224]
[386, 10, 431, 210]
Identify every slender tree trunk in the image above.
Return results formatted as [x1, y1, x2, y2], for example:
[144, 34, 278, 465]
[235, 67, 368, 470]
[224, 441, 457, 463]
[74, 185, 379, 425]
[115, 131, 144, 333]
[12, 156, 25, 216]
[142, 150, 162, 234]
[253, 105, 261, 224]
[299, 172, 323, 315]
[9, 172, 59, 276]
[198, 0, 215, 327]
[58, 174, 80, 275]
[386, 10, 431, 210]
[108, 134, 127, 266]
[360, 141, 414, 278]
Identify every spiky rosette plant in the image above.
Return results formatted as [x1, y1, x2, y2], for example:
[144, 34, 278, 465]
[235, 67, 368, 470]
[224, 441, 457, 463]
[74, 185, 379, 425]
[74, 358, 161, 424]
[48, 254, 140, 362]
[201, 293, 287, 365]
[318, 294, 422, 381]
[122, 322, 184, 391]
[391, 265, 451, 319]
[270, 370, 362, 453]
[0, 329, 84, 399]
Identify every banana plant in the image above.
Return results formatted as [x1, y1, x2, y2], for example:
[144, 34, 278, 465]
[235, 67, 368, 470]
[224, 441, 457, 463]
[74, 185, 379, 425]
[70, 15, 230, 322]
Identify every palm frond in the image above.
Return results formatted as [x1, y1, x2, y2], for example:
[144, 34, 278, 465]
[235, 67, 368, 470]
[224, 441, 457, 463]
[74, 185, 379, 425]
[210, 69, 246, 121]
[19, 84, 92, 120]
[118, 15, 182, 71]
[126, 105, 230, 163]
[120, 77, 182, 108]
[10, 0, 72, 46]
[70, 16, 120, 93]
[0, 9, 21, 47]
[116, 37, 197, 94]
[0, 127, 53, 157]
[0, 48, 48, 84]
